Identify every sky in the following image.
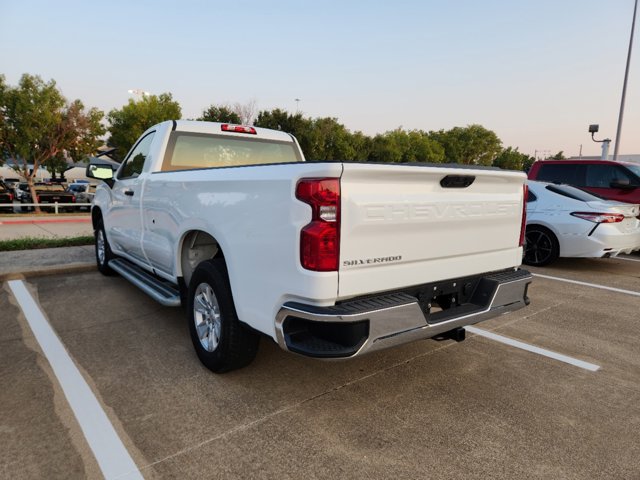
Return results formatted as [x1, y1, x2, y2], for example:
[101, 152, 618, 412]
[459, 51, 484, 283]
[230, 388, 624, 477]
[1, 0, 638, 158]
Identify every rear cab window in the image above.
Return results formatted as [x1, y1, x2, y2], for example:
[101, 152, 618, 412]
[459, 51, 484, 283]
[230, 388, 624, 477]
[161, 132, 302, 172]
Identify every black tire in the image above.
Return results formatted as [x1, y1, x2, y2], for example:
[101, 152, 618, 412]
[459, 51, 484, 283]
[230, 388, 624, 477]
[95, 218, 116, 276]
[187, 259, 259, 373]
[523, 226, 559, 266]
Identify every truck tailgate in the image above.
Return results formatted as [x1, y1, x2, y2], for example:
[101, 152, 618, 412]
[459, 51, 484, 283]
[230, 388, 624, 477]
[338, 163, 526, 299]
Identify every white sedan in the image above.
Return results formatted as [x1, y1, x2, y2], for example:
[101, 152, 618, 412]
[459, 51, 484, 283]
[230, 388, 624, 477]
[524, 181, 640, 266]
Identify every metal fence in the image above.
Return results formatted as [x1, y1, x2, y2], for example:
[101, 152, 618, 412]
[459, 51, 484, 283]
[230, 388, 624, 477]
[0, 203, 92, 214]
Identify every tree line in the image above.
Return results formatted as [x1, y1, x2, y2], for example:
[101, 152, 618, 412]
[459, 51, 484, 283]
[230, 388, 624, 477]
[1, 73, 547, 209]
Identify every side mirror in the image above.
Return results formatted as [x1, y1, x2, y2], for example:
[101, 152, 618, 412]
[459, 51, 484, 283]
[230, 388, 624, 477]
[86, 163, 116, 187]
[610, 178, 636, 190]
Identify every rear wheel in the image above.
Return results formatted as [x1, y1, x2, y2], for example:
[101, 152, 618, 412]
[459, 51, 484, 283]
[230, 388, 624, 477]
[95, 218, 116, 275]
[187, 259, 259, 373]
[523, 226, 559, 266]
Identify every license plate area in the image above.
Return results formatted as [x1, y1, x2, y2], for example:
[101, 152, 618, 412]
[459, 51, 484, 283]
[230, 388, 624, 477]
[414, 276, 482, 321]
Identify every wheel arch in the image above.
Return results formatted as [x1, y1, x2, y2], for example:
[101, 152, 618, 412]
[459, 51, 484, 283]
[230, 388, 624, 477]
[177, 230, 226, 286]
[526, 222, 561, 255]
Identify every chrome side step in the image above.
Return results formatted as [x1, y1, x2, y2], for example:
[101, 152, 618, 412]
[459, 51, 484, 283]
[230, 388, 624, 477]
[109, 258, 181, 307]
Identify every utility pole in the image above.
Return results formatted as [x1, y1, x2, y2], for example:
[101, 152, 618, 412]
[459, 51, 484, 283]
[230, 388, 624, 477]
[613, 0, 638, 160]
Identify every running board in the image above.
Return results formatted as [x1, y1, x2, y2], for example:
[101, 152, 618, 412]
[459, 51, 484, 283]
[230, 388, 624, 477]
[109, 258, 181, 307]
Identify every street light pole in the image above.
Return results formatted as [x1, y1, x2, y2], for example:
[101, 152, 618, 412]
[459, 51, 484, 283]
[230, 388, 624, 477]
[613, 0, 638, 160]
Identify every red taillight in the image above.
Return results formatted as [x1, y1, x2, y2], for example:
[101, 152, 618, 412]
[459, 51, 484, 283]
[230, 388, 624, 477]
[296, 178, 340, 271]
[8, 193, 13, 201]
[221, 124, 257, 134]
[571, 212, 625, 223]
[71, 195, 76, 202]
[519, 184, 528, 247]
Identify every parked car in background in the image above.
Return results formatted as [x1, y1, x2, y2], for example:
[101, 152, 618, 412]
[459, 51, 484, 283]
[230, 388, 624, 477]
[66, 183, 96, 210]
[524, 181, 640, 266]
[15, 183, 30, 202]
[2, 178, 21, 192]
[0, 183, 14, 212]
[527, 159, 640, 205]
[20, 183, 76, 212]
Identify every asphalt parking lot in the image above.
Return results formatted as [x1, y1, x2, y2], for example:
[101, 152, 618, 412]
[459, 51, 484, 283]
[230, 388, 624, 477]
[1, 256, 639, 479]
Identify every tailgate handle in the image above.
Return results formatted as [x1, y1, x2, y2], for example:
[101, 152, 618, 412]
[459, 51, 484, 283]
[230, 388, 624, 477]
[440, 175, 475, 188]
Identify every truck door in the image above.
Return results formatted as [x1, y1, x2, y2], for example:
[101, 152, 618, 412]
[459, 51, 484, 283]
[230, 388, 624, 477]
[107, 131, 155, 264]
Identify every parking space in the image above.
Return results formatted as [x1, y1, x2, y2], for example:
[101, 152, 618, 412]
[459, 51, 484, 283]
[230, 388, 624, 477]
[2, 257, 640, 479]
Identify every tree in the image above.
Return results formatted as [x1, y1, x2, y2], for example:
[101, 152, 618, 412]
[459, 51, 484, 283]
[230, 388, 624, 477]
[549, 151, 565, 160]
[522, 155, 536, 173]
[47, 154, 70, 180]
[254, 109, 315, 157]
[429, 124, 502, 165]
[198, 105, 241, 124]
[107, 93, 181, 160]
[347, 131, 372, 161]
[493, 147, 534, 171]
[0, 74, 105, 212]
[308, 117, 356, 161]
[369, 132, 404, 163]
[369, 129, 444, 163]
[232, 99, 258, 125]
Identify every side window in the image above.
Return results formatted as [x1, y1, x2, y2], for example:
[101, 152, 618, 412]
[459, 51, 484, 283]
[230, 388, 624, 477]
[118, 132, 155, 180]
[585, 165, 632, 188]
[536, 164, 586, 186]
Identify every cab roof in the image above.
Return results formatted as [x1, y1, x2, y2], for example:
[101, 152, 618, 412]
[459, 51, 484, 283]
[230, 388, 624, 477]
[172, 120, 295, 143]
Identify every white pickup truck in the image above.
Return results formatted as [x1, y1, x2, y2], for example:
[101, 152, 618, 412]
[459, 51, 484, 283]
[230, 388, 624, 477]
[88, 120, 532, 373]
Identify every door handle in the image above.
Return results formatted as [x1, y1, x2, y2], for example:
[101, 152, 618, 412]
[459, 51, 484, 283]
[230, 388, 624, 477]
[124, 190, 134, 197]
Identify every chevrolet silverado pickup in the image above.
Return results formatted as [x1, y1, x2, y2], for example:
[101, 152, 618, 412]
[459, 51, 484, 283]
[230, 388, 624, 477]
[88, 120, 532, 373]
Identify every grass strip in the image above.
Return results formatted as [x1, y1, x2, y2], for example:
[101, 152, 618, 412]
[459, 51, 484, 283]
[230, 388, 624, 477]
[0, 236, 94, 252]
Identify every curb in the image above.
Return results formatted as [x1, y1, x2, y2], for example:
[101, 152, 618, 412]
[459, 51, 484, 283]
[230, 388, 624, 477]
[0, 263, 96, 282]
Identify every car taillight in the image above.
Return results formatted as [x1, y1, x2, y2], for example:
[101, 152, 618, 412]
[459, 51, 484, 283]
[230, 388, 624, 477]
[519, 184, 527, 247]
[221, 124, 257, 134]
[8, 193, 13, 201]
[296, 178, 340, 271]
[571, 212, 625, 223]
[71, 195, 76, 202]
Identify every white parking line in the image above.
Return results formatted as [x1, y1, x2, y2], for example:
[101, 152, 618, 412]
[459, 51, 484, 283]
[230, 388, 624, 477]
[8, 280, 143, 480]
[466, 326, 600, 372]
[616, 256, 640, 263]
[532, 273, 640, 297]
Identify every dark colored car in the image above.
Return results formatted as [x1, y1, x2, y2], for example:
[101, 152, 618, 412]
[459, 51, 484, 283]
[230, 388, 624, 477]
[20, 183, 76, 212]
[0, 183, 14, 212]
[527, 160, 640, 205]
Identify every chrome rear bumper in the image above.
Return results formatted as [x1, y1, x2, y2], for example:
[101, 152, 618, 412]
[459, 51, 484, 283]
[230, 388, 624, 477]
[275, 269, 532, 358]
